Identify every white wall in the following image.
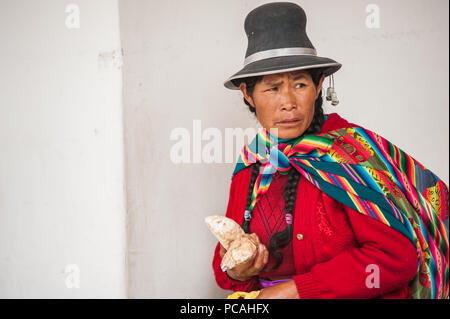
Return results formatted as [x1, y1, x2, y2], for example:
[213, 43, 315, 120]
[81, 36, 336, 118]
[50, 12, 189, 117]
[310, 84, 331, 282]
[0, 0, 126, 298]
[119, 0, 448, 298]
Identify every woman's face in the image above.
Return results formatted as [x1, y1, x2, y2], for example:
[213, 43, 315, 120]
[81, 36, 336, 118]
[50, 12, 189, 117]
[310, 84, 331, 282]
[239, 70, 325, 139]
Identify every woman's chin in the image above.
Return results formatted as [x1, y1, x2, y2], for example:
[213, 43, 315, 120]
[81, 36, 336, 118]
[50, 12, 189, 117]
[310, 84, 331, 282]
[275, 126, 305, 139]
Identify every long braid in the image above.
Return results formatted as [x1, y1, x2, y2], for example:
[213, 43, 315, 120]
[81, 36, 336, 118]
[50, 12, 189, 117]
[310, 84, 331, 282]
[266, 166, 301, 270]
[242, 161, 261, 234]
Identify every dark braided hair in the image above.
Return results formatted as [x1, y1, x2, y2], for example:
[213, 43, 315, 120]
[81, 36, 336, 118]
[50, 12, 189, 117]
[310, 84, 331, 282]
[235, 68, 326, 270]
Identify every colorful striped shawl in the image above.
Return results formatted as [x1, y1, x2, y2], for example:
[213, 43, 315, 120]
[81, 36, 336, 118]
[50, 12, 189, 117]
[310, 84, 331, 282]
[233, 126, 449, 299]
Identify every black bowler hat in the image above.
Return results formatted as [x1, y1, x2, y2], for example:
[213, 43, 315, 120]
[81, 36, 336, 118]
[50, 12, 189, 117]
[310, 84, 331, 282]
[224, 2, 341, 90]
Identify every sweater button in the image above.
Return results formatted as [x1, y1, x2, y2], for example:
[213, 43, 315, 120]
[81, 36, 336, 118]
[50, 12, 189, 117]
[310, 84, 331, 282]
[296, 233, 304, 241]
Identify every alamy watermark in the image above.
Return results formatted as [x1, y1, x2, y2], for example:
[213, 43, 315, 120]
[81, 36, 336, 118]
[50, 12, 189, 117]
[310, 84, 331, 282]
[365, 4, 381, 29]
[365, 264, 380, 289]
[64, 264, 80, 289]
[65, 4, 80, 29]
[169, 120, 280, 166]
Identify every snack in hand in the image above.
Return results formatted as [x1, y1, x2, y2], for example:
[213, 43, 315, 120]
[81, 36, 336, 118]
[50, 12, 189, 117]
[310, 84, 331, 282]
[205, 215, 258, 272]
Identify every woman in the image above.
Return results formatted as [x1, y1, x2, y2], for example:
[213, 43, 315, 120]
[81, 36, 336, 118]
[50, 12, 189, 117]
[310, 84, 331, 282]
[212, 3, 448, 299]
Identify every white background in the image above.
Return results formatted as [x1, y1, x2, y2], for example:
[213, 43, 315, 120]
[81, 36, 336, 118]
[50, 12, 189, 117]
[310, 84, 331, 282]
[0, 0, 126, 298]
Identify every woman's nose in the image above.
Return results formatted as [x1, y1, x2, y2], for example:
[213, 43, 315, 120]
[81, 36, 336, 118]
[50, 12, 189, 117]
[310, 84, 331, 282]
[280, 87, 297, 110]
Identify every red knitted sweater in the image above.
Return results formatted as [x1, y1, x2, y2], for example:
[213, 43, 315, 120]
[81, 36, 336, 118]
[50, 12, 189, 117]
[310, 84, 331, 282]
[212, 113, 418, 299]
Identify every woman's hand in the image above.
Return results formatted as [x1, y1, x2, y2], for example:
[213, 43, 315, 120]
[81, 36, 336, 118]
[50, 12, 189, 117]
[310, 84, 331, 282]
[219, 233, 269, 282]
[256, 280, 300, 299]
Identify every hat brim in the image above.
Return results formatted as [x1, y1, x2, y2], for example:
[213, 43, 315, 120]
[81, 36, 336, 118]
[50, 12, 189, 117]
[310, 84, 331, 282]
[224, 55, 341, 90]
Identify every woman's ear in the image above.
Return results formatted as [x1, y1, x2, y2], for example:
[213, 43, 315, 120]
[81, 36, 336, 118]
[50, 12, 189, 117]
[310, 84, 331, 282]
[239, 82, 255, 107]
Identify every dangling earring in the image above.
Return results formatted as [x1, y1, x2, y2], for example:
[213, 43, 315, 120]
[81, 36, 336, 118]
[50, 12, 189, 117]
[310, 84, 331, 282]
[326, 74, 339, 106]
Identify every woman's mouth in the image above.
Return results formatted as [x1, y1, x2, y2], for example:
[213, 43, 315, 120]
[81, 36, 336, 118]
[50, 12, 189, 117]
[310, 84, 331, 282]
[276, 119, 302, 127]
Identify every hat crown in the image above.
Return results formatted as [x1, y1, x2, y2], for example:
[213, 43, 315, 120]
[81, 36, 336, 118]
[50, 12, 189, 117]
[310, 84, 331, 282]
[244, 2, 315, 58]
